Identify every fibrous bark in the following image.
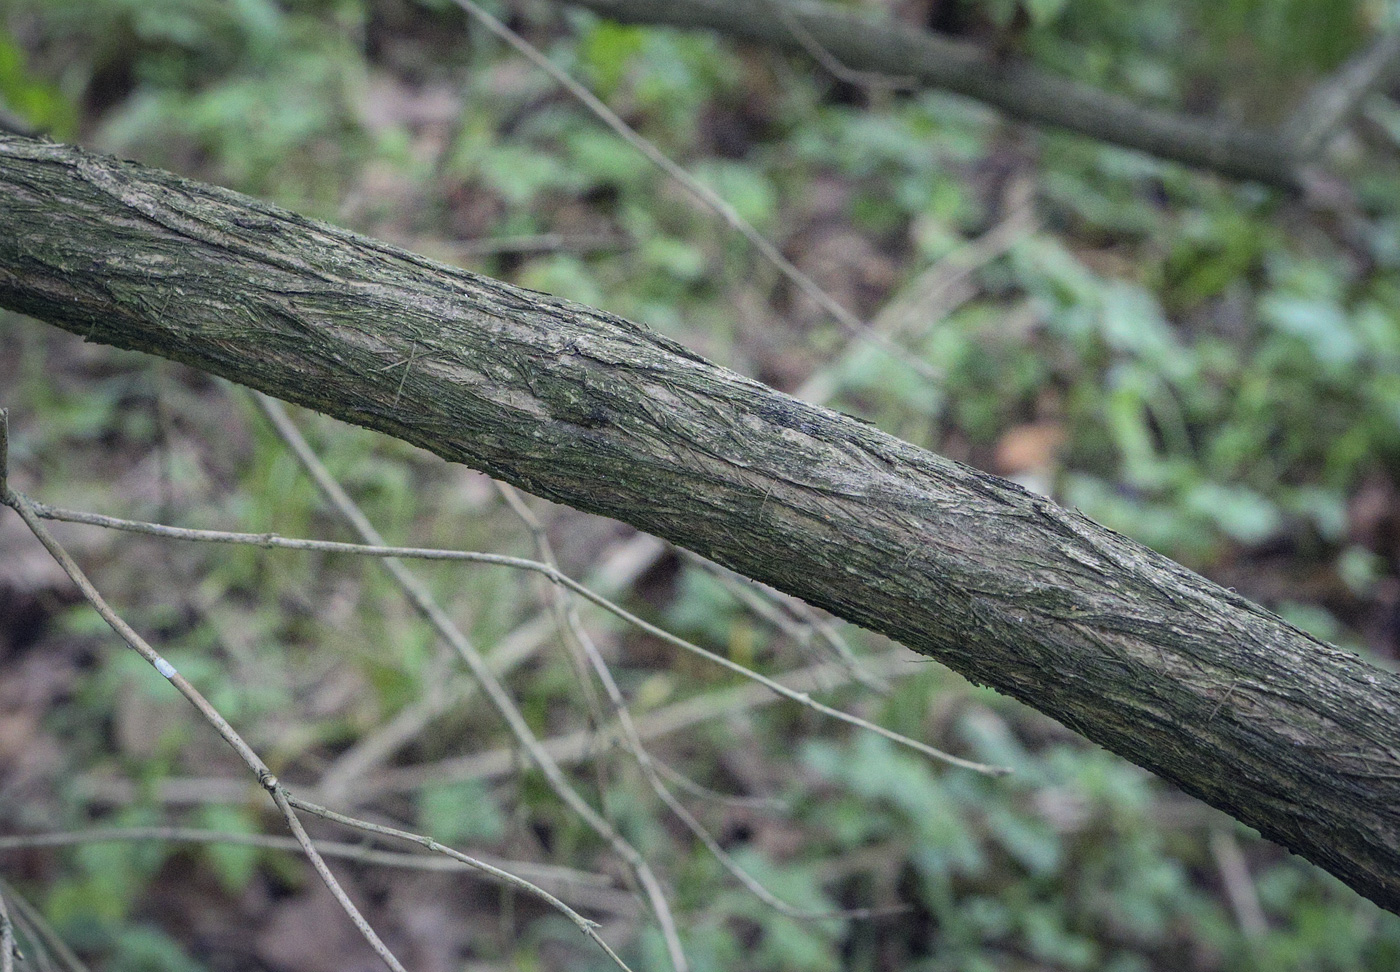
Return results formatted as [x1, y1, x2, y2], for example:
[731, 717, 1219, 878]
[1, 136, 1398, 911]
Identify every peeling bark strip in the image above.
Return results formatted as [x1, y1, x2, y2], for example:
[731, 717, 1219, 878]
[1, 136, 1397, 910]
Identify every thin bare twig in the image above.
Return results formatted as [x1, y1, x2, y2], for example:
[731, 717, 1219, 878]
[0, 504, 409, 972]
[251, 392, 691, 972]
[280, 796, 636, 969]
[496, 486, 904, 920]
[795, 197, 1037, 403]
[450, 0, 943, 384]
[494, 481, 615, 790]
[0, 828, 615, 890]
[760, 0, 916, 91]
[676, 549, 890, 693]
[0, 882, 69, 972]
[366, 649, 942, 793]
[24, 489, 1005, 775]
[317, 542, 659, 802]
[0, 413, 632, 972]
[1210, 829, 1268, 938]
[650, 756, 789, 812]
[1287, 31, 1400, 159]
[492, 481, 637, 922]
[69, 650, 927, 806]
[267, 783, 407, 971]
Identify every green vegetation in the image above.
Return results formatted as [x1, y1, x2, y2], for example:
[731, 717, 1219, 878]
[3, 0, 1400, 969]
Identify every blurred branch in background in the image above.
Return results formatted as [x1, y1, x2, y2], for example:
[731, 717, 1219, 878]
[1286, 30, 1400, 159]
[549, 0, 1400, 188]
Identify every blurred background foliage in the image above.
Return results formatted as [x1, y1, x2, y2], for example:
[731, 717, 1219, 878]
[4, 0, 1400, 969]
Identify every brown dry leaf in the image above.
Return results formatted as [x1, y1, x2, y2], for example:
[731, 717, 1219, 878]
[356, 72, 461, 135]
[1348, 472, 1400, 559]
[1074, 247, 1138, 279]
[993, 421, 1066, 475]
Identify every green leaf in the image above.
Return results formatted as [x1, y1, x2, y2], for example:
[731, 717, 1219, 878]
[0, 32, 78, 137]
[985, 804, 1061, 875]
[579, 21, 646, 96]
[192, 804, 260, 894]
[694, 161, 777, 230]
[478, 144, 578, 205]
[418, 778, 506, 845]
[1260, 295, 1360, 368]
[1182, 481, 1282, 545]
[1025, 0, 1071, 27]
[107, 925, 207, 972]
[566, 127, 653, 187]
[641, 235, 709, 282]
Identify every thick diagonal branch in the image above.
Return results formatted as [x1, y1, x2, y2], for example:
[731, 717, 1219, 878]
[1, 136, 1397, 911]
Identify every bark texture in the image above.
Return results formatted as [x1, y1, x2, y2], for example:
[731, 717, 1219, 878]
[551, 0, 1302, 188]
[2, 136, 1398, 911]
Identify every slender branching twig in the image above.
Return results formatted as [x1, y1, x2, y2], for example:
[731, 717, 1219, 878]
[22, 487, 1005, 775]
[0, 411, 635, 972]
[1287, 31, 1400, 159]
[495, 485, 910, 920]
[450, 0, 944, 384]
[251, 392, 690, 972]
[69, 649, 928, 806]
[0, 510, 410, 972]
[279, 796, 636, 969]
[0, 828, 614, 889]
